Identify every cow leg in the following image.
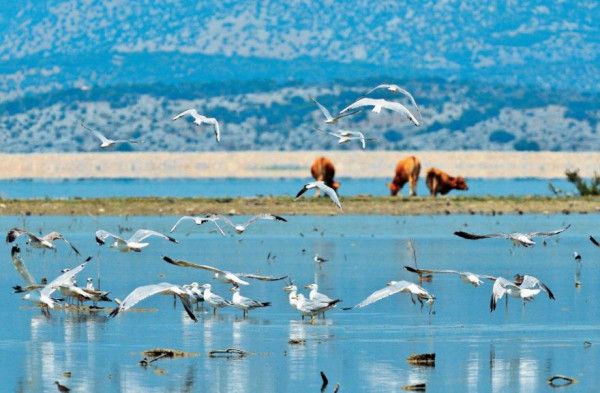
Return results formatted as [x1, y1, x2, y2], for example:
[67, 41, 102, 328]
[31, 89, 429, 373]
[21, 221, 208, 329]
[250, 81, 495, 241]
[409, 177, 417, 197]
[430, 178, 438, 197]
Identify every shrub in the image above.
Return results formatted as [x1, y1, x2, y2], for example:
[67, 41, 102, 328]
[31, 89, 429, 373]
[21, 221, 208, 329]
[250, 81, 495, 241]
[565, 169, 600, 196]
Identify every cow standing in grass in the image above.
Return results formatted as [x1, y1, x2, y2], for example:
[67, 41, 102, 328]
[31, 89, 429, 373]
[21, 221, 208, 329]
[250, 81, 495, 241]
[387, 156, 421, 196]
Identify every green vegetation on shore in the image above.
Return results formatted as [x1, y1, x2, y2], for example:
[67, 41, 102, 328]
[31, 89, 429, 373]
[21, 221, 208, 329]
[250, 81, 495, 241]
[0, 195, 598, 216]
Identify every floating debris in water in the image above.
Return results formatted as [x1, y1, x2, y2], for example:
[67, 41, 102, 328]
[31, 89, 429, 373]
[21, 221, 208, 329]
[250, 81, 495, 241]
[401, 383, 426, 391]
[547, 374, 578, 388]
[142, 348, 199, 359]
[62, 371, 71, 378]
[407, 353, 435, 366]
[208, 348, 247, 358]
[288, 338, 306, 345]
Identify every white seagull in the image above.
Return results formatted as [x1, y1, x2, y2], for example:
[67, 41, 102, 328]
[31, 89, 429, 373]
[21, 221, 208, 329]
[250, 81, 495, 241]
[454, 224, 571, 247]
[172, 108, 221, 142]
[109, 282, 197, 322]
[404, 266, 496, 287]
[293, 293, 341, 324]
[169, 214, 226, 236]
[163, 256, 288, 287]
[230, 286, 271, 318]
[81, 122, 144, 148]
[95, 229, 178, 252]
[490, 275, 555, 312]
[342, 280, 435, 310]
[6, 227, 81, 255]
[310, 96, 360, 124]
[216, 213, 288, 234]
[315, 128, 377, 149]
[339, 97, 420, 127]
[362, 84, 423, 119]
[201, 283, 233, 314]
[295, 181, 342, 211]
[304, 283, 338, 303]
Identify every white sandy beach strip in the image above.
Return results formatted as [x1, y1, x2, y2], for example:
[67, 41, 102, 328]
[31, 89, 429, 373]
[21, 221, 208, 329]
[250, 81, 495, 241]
[0, 151, 598, 179]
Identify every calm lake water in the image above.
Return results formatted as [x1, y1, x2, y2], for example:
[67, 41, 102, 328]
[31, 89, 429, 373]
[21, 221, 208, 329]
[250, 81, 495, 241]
[1, 213, 599, 392]
[0, 177, 575, 199]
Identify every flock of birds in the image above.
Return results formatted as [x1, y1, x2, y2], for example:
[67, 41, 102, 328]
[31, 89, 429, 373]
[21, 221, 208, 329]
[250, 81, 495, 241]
[9, 212, 598, 326]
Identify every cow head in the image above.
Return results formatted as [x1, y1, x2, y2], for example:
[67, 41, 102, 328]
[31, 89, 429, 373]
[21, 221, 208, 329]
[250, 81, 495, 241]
[455, 177, 469, 191]
[386, 182, 400, 196]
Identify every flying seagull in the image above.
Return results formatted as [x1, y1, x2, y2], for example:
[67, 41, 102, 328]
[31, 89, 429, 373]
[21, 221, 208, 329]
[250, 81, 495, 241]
[230, 286, 271, 318]
[81, 122, 144, 148]
[163, 256, 288, 286]
[6, 227, 81, 255]
[315, 128, 377, 149]
[310, 96, 360, 124]
[109, 282, 197, 322]
[339, 97, 420, 127]
[170, 214, 226, 236]
[362, 84, 423, 119]
[490, 275, 555, 312]
[216, 213, 288, 234]
[404, 266, 496, 287]
[172, 108, 220, 142]
[342, 280, 434, 310]
[295, 181, 342, 211]
[95, 229, 178, 252]
[454, 224, 571, 247]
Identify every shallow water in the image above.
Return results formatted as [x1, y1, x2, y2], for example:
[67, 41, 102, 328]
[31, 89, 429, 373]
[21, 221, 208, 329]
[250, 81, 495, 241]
[0, 177, 574, 199]
[1, 213, 599, 392]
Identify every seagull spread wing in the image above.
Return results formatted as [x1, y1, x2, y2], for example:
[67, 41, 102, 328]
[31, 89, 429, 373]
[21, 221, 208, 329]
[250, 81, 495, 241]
[129, 229, 178, 244]
[526, 224, 571, 238]
[244, 213, 288, 227]
[342, 280, 415, 310]
[311, 97, 333, 121]
[81, 123, 112, 144]
[454, 231, 509, 240]
[520, 275, 555, 299]
[6, 228, 38, 244]
[590, 235, 600, 247]
[42, 256, 92, 297]
[11, 246, 37, 288]
[47, 232, 81, 255]
[162, 256, 226, 274]
[172, 108, 200, 121]
[95, 229, 124, 245]
[295, 181, 342, 211]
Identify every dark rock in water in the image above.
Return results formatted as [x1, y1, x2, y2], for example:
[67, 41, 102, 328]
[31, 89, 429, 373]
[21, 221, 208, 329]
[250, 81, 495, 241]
[406, 353, 435, 366]
[401, 383, 426, 391]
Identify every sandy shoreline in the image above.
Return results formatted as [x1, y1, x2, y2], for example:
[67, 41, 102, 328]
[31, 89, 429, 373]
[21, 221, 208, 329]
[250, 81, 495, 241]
[1, 151, 598, 179]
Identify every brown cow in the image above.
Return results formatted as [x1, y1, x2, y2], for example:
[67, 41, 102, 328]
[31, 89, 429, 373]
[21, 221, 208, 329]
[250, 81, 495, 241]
[311, 157, 339, 197]
[425, 168, 468, 196]
[387, 156, 421, 196]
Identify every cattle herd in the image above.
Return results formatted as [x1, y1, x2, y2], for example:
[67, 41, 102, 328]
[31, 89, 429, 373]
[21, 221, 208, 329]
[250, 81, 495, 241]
[311, 155, 469, 197]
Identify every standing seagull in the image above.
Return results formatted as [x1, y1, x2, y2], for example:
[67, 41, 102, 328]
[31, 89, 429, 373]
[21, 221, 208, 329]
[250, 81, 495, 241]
[163, 256, 288, 286]
[454, 224, 571, 247]
[216, 213, 288, 234]
[404, 266, 496, 287]
[339, 97, 420, 127]
[95, 229, 178, 252]
[295, 181, 343, 211]
[202, 283, 233, 314]
[6, 227, 81, 256]
[230, 286, 271, 318]
[81, 123, 144, 148]
[172, 109, 220, 142]
[362, 84, 423, 120]
[490, 275, 555, 312]
[310, 96, 360, 124]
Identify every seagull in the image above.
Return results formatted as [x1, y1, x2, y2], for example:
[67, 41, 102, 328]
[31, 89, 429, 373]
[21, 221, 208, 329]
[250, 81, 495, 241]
[230, 286, 271, 318]
[109, 282, 197, 322]
[294, 293, 341, 324]
[342, 280, 435, 311]
[310, 96, 360, 124]
[6, 227, 81, 255]
[490, 275, 555, 312]
[314, 254, 328, 263]
[169, 214, 226, 236]
[185, 282, 205, 308]
[11, 246, 91, 312]
[163, 256, 288, 287]
[404, 266, 496, 287]
[172, 108, 220, 142]
[201, 283, 233, 314]
[95, 229, 178, 252]
[590, 235, 600, 247]
[81, 122, 144, 148]
[295, 181, 342, 211]
[304, 283, 338, 303]
[454, 224, 571, 247]
[216, 213, 288, 234]
[315, 128, 377, 149]
[11, 245, 44, 294]
[339, 97, 420, 126]
[362, 84, 423, 119]
[283, 284, 300, 311]
[83, 277, 112, 303]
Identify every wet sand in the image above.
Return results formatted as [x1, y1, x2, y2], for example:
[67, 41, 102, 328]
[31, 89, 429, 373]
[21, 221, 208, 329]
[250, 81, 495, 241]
[1, 151, 599, 179]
